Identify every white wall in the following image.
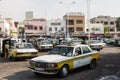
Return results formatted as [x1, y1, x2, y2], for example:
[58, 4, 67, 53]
[85, 23, 104, 34]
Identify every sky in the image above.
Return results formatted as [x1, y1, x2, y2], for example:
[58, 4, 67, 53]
[0, 0, 120, 22]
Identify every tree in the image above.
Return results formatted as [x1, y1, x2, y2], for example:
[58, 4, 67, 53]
[116, 17, 120, 31]
[104, 26, 109, 36]
[18, 27, 25, 36]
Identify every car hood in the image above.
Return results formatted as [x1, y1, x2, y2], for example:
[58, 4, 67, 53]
[16, 49, 38, 53]
[31, 55, 70, 63]
[40, 44, 53, 46]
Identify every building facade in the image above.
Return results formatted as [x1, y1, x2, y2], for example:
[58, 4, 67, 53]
[63, 12, 85, 37]
[90, 16, 120, 37]
[47, 18, 65, 38]
[85, 23, 104, 38]
[24, 18, 47, 37]
[6, 18, 17, 38]
[0, 16, 10, 38]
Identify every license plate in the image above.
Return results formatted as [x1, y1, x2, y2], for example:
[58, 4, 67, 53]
[35, 68, 44, 71]
[45, 46, 49, 48]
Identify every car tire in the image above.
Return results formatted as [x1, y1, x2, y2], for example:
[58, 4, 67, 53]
[59, 65, 69, 77]
[97, 49, 100, 51]
[10, 55, 17, 61]
[89, 59, 97, 69]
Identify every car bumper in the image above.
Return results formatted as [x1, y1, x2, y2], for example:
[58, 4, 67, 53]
[28, 66, 59, 75]
[16, 55, 38, 59]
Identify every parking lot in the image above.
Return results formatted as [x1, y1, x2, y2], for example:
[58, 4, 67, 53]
[0, 46, 120, 80]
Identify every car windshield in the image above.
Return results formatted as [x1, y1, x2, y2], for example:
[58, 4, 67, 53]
[49, 46, 74, 57]
[15, 43, 34, 49]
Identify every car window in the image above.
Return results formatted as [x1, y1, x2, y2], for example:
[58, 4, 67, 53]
[50, 46, 73, 57]
[24, 43, 34, 48]
[75, 47, 82, 56]
[81, 46, 91, 54]
[16, 43, 34, 49]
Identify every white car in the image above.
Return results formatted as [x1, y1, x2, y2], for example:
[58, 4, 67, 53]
[28, 44, 100, 77]
[37, 40, 53, 51]
[9, 42, 38, 60]
[87, 40, 104, 51]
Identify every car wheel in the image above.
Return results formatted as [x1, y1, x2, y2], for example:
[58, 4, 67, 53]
[89, 59, 97, 69]
[97, 49, 100, 51]
[59, 65, 69, 77]
[10, 55, 17, 61]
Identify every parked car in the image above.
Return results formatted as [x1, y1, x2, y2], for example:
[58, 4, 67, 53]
[52, 39, 59, 46]
[72, 39, 82, 45]
[28, 44, 100, 77]
[86, 40, 104, 51]
[37, 40, 53, 51]
[8, 42, 38, 60]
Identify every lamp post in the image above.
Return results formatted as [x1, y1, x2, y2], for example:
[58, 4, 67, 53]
[87, 0, 91, 40]
[59, 1, 76, 38]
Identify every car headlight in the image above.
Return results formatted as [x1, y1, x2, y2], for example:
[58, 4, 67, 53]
[47, 63, 58, 67]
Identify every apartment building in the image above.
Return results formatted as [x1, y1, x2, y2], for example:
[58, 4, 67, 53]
[90, 16, 120, 37]
[0, 16, 11, 38]
[6, 18, 17, 38]
[63, 12, 85, 37]
[47, 18, 65, 38]
[85, 23, 104, 38]
[90, 16, 116, 32]
[24, 18, 47, 37]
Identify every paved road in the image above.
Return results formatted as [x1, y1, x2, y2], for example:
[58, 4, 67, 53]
[0, 46, 120, 80]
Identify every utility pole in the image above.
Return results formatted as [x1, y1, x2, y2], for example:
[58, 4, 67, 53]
[59, 1, 76, 38]
[87, 0, 91, 40]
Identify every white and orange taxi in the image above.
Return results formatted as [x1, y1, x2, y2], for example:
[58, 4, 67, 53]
[29, 44, 100, 77]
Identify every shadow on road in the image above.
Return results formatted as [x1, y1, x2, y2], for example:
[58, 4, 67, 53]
[3, 66, 93, 80]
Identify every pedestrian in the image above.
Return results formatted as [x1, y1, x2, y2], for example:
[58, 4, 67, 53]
[4, 42, 10, 58]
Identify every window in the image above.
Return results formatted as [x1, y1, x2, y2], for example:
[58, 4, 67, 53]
[68, 27, 74, 32]
[110, 28, 114, 32]
[101, 21, 103, 23]
[28, 26, 30, 30]
[81, 46, 91, 54]
[61, 27, 64, 31]
[75, 47, 82, 55]
[39, 26, 43, 30]
[34, 27, 37, 30]
[86, 29, 89, 32]
[49, 27, 52, 31]
[68, 20, 74, 25]
[110, 22, 114, 25]
[51, 22, 61, 26]
[104, 22, 108, 25]
[25, 25, 33, 30]
[76, 20, 83, 24]
[31, 26, 33, 30]
[55, 27, 57, 31]
[97, 21, 100, 23]
[76, 27, 83, 31]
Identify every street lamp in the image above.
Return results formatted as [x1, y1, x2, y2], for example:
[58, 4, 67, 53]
[87, 0, 91, 40]
[59, 1, 76, 38]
